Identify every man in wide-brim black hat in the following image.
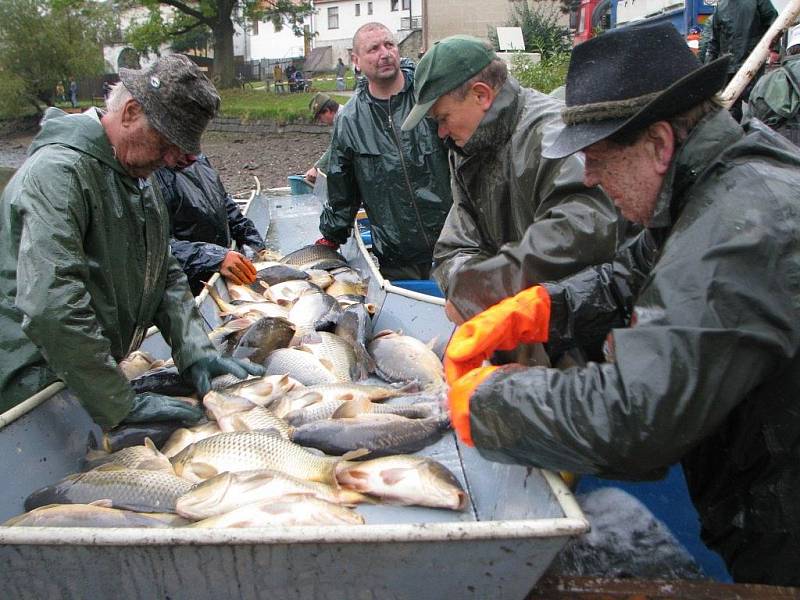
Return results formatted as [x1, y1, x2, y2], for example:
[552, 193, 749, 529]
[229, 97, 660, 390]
[441, 22, 800, 585]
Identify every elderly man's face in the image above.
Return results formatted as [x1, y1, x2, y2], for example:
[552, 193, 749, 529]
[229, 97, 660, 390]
[582, 135, 666, 225]
[430, 91, 486, 147]
[115, 106, 187, 178]
[353, 27, 400, 83]
[317, 107, 336, 126]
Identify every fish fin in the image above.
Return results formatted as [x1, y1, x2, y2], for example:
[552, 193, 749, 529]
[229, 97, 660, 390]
[89, 499, 115, 508]
[426, 336, 439, 350]
[380, 467, 413, 485]
[352, 344, 375, 379]
[92, 463, 128, 472]
[331, 397, 372, 419]
[372, 329, 395, 340]
[189, 462, 219, 481]
[341, 448, 371, 461]
[319, 357, 337, 373]
[144, 437, 157, 452]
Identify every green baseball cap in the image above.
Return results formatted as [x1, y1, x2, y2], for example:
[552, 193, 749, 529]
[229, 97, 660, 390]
[401, 35, 496, 131]
[309, 92, 332, 120]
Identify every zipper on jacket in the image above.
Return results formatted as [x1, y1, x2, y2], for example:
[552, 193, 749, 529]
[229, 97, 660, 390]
[377, 98, 433, 252]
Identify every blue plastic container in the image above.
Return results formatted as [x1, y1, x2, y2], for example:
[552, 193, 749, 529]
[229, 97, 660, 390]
[287, 175, 313, 195]
[392, 279, 444, 298]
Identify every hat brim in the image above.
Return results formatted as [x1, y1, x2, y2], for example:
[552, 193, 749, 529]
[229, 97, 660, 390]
[401, 98, 437, 131]
[543, 55, 731, 160]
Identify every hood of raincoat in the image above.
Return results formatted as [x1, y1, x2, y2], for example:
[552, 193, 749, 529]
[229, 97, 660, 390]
[0, 108, 215, 426]
[319, 59, 453, 268]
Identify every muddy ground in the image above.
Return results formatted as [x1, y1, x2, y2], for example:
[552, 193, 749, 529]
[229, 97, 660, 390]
[0, 121, 331, 195]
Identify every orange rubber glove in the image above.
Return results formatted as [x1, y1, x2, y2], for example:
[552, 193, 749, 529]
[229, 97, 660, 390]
[220, 251, 257, 285]
[444, 285, 551, 385]
[448, 365, 498, 447]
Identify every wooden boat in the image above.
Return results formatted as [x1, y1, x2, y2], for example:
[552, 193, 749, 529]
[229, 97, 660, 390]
[0, 181, 588, 599]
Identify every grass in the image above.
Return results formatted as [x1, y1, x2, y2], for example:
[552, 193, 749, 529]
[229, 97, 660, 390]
[218, 87, 350, 124]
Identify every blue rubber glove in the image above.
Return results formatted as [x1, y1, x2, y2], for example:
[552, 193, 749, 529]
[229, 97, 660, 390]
[122, 393, 204, 425]
[186, 356, 265, 397]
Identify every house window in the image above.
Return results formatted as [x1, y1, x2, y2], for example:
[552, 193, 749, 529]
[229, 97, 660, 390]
[402, 0, 410, 9]
[328, 6, 339, 29]
[391, 0, 399, 11]
[368, 2, 373, 14]
[355, 3, 361, 15]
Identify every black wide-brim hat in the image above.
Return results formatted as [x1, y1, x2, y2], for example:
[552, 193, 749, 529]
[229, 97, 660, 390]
[543, 22, 731, 159]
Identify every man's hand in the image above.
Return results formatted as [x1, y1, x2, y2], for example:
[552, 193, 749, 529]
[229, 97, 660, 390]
[220, 251, 257, 285]
[444, 285, 551, 384]
[315, 237, 340, 251]
[305, 166, 318, 184]
[186, 356, 265, 397]
[122, 393, 204, 425]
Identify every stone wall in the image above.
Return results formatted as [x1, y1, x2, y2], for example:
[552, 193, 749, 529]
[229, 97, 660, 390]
[207, 116, 332, 136]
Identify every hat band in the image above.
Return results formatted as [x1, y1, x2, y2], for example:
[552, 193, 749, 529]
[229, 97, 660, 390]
[561, 91, 660, 125]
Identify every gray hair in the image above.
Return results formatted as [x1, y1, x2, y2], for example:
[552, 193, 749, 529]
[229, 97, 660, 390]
[352, 22, 393, 54]
[447, 56, 508, 100]
[105, 82, 134, 113]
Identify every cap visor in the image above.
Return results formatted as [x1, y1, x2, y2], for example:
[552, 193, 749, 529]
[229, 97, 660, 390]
[401, 98, 437, 131]
[542, 118, 627, 160]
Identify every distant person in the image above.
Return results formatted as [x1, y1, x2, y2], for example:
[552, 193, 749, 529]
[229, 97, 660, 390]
[154, 154, 266, 295]
[316, 22, 452, 280]
[102, 81, 112, 99]
[706, 0, 777, 119]
[273, 63, 284, 92]
[286, 64, 297, 91]
[55, 81, 65, 104]
[292, 69, 308, 93]
[68, 78, 78, 108]
[335, 57, 346, 91]
[305, 93, 340, 184]
[353, 65, 362, 90]
[746, 24, 800, 145]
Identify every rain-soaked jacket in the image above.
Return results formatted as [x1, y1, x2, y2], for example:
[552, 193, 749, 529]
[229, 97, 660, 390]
[319, 59, 452, 269]
[0, 108, 217, 427]
[746, 55, 800, 145]
[153, 155, 265, 294]
[707, 0, 777, 73]
[469, 110, 800, 583]
[432, 77, 624, 321]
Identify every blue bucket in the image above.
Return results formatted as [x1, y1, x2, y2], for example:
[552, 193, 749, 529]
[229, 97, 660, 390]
[287, 175, 313, 195]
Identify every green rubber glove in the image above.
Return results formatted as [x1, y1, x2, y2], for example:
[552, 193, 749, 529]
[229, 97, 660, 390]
[123, 393, 204, 425]
[186, 356, 266, 397]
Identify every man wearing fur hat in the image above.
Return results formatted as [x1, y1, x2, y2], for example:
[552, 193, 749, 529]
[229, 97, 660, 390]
[0, 55, 263, 429]
[444, 23, 800, 584]
[402, 35, 625, 327]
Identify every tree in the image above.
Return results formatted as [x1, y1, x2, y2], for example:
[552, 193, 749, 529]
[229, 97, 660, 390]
[488, 2, 572, 59]
[0, 0, 111, 113]
[558, 0, 581, 15]
[126, 0, 312, 88]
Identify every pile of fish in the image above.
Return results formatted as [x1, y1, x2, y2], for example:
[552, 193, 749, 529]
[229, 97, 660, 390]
[5, 244, 467, 529]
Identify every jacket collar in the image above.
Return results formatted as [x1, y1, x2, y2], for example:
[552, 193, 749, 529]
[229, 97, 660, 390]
[649, 109, 743, 229]
[456, 77, 522, 156]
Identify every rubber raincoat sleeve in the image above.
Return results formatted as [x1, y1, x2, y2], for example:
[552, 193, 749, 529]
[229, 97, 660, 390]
[315, 145, 332, 173]
[434, 152, 622, 321]
[14, 169, 135, 427]
[225, 195, 265, 251]
[319, 120, 360, 245]
[466, 199, 799, 482]
[169, 238, 228, 286]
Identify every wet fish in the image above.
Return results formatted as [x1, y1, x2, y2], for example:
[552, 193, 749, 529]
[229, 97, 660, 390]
[24, 465, 194, 513]
[176, 470, 367, 520]
[188, 495, 364, 528]
[230, 316, 295, 364]
[337, 455, 468, 510]
[299, 331, 359, 382]
[3, 501, 185, 528]
[326, 279, 367, 300]
[305, 269, 334, 289]
[288, 289, 343, 339]
[291, 414, 449, 457]
[159, 421, 222, 459]
[98, 421, 186, 453]
[203, 390, 259, 421]
[335, 303, 375, 379]
[368, 331, 445, 387]
[170, 430, 353, 485]
[269, 280, 323, 305]
[330, 397, 440, 420]
[205, 283, 289, 320]
[330, 267, 366, 286]
[118, 351, 164, 380]
[280, 244, 348, 271]
[227, 283, 270, 303]
[130, 366, 195, 396]
[83, 438, 174, 473]
[252, 262, 309, 286]
[276, 382, 416, 414]
[208, 317, 258, 352]
[212, 373, 301, 405]
[217, 406, 293, 439]
[261, 348, 339, 386]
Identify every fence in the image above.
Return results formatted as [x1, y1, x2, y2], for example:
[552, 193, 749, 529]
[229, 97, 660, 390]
[236, 57, 305, 82]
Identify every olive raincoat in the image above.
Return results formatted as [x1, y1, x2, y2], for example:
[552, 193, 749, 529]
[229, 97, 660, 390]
[432, 77, 624, 321]
[746, 55, 800, 145]
[469, 111, 800, 584]
[319, 60, 453, 271]
[706, 0, 777, 73]
[154, 155, 265, 294]
[0, 108, 217, 427]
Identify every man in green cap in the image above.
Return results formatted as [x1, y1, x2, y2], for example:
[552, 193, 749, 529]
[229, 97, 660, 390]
[0, 54, 264, 429]
[402, 35, 624, 329]
[305, 92, 340, 184]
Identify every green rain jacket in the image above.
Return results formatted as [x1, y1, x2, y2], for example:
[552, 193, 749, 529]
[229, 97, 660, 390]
[0, 108, 217, 427]
[707, 0, 777, 73]
[746, 55, 800, 145]
[319, 59, 453, 269]
[468, 111, 800, 584]
[432, 77, 624, 321]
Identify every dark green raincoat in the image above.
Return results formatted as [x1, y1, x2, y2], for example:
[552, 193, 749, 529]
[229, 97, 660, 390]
[746, 55, 800, 145]
[706, 0, 777, 73]
[469, 110, 800, 585]
[319, 60, 453, 270]
[432, 77, 624, 321]
[0, 108, 217, 427]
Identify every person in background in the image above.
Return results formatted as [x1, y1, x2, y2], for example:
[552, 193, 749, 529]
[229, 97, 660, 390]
[335, 57, 347, 91]
[55, 81, 65, 104]
[745, 23, 800, 145]
[706, 0, 777, 119]
[154, 154, 266, 295]
[444, 23, 800, 585]
[69, 78, 78, 108]
[401, 35, 624, 328]
[0, 55, 263, 429]
[316, 22, 452, 280]
[272, 63, 285, 93]
[304, 92, 340, 184]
